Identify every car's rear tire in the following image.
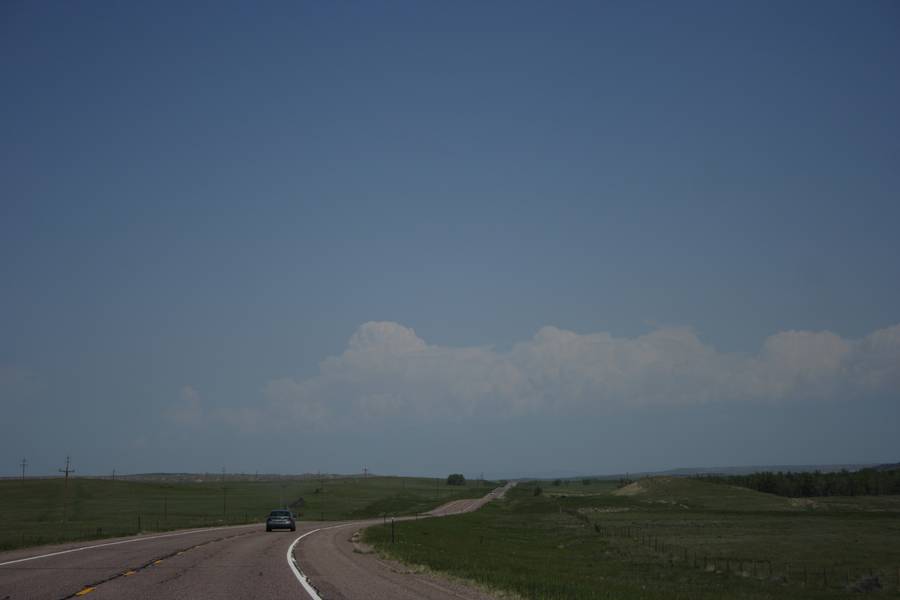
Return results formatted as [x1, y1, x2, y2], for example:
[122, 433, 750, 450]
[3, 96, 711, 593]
[266, 527, 271, 532]
[291, 526, 296, 532]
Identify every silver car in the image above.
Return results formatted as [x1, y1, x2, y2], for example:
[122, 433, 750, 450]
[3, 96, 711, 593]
[265, 509, 296, 532]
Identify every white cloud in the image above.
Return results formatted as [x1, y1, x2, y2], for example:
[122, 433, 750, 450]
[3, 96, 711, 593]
[217, 321, 900, 431]
[165, 385, 204, 426]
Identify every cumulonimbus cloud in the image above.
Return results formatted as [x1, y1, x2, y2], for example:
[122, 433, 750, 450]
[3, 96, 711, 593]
[220, 321, 900, 430]
[165, 385, 204, 426]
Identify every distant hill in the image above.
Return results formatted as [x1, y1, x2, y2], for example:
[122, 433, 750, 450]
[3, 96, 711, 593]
[574, 463, 880, 481]
[611, 476, 795, 511]
[662, 464, 877, 476]
[874, 462, 900, 471]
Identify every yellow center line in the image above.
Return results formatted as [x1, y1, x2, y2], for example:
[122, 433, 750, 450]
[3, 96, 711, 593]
[124, 570, 136, 576]
[75, 587, 95, 596]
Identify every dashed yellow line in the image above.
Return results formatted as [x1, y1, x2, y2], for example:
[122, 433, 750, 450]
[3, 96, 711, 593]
[124, 570, 136, 576]
[153, 559, 163, 565]
[75, 587, 95, 596]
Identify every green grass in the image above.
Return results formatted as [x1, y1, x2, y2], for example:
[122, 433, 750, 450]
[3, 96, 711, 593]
[364, 478, 900, 599]
[0, 475, 496, 551]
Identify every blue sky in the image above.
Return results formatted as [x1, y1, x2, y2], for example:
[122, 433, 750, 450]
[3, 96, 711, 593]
[2, 1, 899, 478]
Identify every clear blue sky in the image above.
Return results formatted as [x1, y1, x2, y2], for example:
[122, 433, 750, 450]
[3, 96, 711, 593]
[2, 1, 899, 478]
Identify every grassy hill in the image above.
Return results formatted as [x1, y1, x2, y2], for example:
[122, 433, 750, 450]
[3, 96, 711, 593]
[365, 477, 900, 599]
[0, 475, 495, 551]
[611, 476, 795, 511]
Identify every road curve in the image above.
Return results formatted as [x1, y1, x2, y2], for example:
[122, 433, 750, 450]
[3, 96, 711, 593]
[292, 482, 515, 600]
[0, 484, 513, 600]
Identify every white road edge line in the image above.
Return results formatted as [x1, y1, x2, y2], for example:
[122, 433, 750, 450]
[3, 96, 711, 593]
[0, 523, 257, 567]
[286, 484, 513, 598]
[287, 523, 354, 600]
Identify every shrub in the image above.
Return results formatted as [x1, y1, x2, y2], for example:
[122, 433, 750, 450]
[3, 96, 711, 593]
[446, 473, 466, 486]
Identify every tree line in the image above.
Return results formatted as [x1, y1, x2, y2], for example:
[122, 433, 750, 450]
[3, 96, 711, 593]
[701, 467, 900, 497]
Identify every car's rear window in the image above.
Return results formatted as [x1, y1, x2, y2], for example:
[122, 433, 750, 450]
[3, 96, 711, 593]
[270, 510, 291, 516]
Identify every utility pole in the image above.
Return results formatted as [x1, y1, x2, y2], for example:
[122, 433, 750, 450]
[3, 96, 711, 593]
[59, 455, 75, 523]
[112, 468, 116, 481]
[59, 455, 74, 485]
[221, 467, 227, 523]
[20, 458, 27, 482]
[319, 471, 326, 520]
[363, 467, 368, 479]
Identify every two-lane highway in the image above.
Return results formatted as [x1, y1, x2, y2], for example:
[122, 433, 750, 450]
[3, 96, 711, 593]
[0, 524, 296, 600]
[0, 484, 513, 600]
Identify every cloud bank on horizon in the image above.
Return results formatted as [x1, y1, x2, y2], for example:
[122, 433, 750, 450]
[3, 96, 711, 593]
[175, 321, 900, 432]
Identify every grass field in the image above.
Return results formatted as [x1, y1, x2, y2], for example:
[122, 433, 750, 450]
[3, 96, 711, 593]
[0, 475, 496, 551]
[364, 478, 900, 599]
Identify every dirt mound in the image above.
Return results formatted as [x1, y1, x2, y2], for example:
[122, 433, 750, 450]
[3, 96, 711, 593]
[612, 481, 645, 496]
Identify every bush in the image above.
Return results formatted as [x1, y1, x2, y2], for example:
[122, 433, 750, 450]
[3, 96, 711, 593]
[533, 486, 543, 496]
[446, 473, 466, 486]
[552, 479, 562, 486]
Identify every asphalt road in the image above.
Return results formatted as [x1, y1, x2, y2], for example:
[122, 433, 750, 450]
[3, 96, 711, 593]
[0, 483, 514, 600]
